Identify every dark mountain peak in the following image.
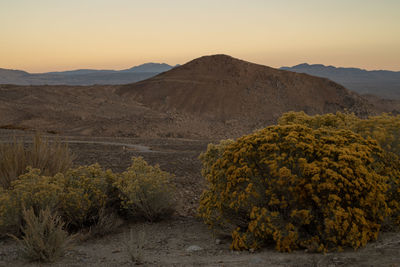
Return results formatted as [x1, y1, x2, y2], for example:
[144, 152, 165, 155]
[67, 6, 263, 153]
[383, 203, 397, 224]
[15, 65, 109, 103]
[0, 68, 29, 75]
[183, 54, 248, 67]
[281, 63, 400, 99]
[46, 69, 116, 75]
[292, 63, 311, 68]
[289, 63, 335, 70]
[123, 63, 174, 73]
[163, 54, 275, 79]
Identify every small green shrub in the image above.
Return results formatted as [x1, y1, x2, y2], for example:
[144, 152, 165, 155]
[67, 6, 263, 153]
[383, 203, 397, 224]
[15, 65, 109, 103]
[11, 207, 73, 262]
[199, 124, 394, 252]
[114, 157, 175, 222]
[0, 134, 74, 189]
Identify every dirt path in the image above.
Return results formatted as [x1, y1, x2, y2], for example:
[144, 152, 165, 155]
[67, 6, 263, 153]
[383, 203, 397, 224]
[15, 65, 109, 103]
[0, 135, 154, 153]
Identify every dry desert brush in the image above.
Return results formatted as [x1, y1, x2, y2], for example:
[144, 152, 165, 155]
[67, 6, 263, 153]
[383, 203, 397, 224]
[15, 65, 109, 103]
[0, 134, 74, 189]
[11, 207, 73, 262]
[124, 226, 146, 265]
[199, 124, 399, 252]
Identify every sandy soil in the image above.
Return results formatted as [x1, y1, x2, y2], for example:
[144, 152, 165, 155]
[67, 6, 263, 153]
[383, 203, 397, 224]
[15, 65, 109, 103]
[0, 130, 399, 266]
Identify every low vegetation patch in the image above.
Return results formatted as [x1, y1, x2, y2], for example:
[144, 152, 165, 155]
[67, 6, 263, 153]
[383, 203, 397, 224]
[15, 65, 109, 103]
[0, 136, 176, 262]
[199, 113, 400, 252]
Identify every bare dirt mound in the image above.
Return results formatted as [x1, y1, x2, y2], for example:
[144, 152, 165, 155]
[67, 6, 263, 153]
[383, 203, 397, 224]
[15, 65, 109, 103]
[117, 54, 375, 123]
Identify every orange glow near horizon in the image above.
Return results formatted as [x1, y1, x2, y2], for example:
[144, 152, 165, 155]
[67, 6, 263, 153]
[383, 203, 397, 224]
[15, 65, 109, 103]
[1, 0, 399, 72]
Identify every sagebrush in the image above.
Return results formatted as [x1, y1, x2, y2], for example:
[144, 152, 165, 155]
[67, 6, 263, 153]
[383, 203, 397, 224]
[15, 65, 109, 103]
[11, 207, 73, 262]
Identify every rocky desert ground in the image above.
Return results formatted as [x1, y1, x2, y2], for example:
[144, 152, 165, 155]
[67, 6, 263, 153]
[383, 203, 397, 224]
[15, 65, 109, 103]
[0, 129, 399, 267]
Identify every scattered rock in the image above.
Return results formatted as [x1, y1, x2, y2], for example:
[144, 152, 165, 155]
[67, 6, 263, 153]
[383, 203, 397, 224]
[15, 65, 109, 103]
[186, 245, 204, 252]
[215, 239, 222, 245]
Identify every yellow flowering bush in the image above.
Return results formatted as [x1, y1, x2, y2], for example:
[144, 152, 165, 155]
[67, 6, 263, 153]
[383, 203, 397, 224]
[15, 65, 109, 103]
[279, 112, 400, 227]
[0, 187, 16, 235]
[59, 164, 116, 229]
[279, 111, 400, 156]
[199, 124, 393, 252]
[114, 157, 175, 221]
[0, 168, 63, 235]
[199, 139, 234, 178]
[0, 165, 116, 235]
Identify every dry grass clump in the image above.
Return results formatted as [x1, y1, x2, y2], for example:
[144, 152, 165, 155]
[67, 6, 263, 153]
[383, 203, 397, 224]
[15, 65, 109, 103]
[124, 226, 146, 265]
[10, 207, 73, 262]
[199, 124, 398, 252]
[115, 157, 176, 222]
[0, 134, 74, 189]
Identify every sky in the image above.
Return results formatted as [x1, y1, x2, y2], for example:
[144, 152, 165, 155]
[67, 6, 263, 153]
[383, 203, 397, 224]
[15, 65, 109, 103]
[1, 0, 399, 73]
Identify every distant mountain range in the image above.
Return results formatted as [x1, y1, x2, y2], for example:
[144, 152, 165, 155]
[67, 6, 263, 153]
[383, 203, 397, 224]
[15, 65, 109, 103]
[281, 64, 400, 99]
[2, 61, 400, 100]
[0, 63, 177, 86]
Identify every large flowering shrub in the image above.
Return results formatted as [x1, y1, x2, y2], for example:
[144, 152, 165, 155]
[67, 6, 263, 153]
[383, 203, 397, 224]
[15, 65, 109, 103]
[199, 124, 395, 252]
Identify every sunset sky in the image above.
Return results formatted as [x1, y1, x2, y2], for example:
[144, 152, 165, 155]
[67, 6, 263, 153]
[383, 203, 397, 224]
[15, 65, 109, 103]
[1, 0, 399, 72]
